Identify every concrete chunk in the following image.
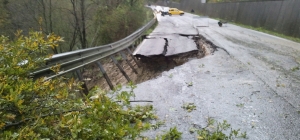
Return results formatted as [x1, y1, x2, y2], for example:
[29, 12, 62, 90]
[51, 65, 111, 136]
[166, 36, 198, 56]
[133, 38, 165, 56]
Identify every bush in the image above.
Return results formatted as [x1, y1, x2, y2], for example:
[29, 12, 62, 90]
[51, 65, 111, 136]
[158, 127, 182, 140]
[0, 31, 155, 139]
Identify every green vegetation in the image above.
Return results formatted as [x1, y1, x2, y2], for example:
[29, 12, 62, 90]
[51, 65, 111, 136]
[186, 82, 193, 87]
[193, 118, 247, 140]
[151, 121, 165, 130]
[115, 54, 123, 61]
[199, 64, 205, 68]
[0, 0, 153, 53]
[0, 0, 11, 36]
[146, 20, 158, 35]
[236, 103, 245, 108]
[158, 127, 182, 140]
[182, 103, 197, 112]
[291, 66, 299, 71]
[0, 31, 157, 139]
[95, 0, 151, 45]
[213, 15, 300, 43]
[212, 16, 300, 43]
[233, 23, 300, 43]
[147, 0, 159, 4]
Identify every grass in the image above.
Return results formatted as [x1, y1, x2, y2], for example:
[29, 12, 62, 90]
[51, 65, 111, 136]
[115, 55, 123, 61]
[236, 103, 245, 108]
[194, 118, 247, 140]
[158, 127, 182, 140]
[151, 121, 165, 130]
[145, 20, 158, 35]
[211, 17, 300, 43]
[291, 66, 299, 71]
[182, 103, 197, 112]
[232, 23, 300, 43]
[199, 64, 205, 68]
[144, 7, 158, 35]
[186, 82, 193, 87]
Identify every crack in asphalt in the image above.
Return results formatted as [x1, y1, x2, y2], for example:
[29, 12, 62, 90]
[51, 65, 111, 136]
[217, 44, 299, 110]
[162, 38, 168, 55]
[196, 28, 299, 109]
[194, 27, 230, 56]
[249, 66, 298, 109]
[199, 34, 229, 56]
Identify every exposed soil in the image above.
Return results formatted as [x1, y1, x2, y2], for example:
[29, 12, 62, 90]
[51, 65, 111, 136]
[82, 35, 216, 91]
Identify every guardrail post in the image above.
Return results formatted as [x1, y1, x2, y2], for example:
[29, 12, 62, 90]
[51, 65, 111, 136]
[120, 51, 138, 74]
[110, 56, 131, 82]
[96, 61, 114, 90]
[76, 69, 89, 95]
[127, 47, 140, 67]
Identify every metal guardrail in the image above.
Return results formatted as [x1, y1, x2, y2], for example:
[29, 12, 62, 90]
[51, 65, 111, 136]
[31, 18, 156, 80]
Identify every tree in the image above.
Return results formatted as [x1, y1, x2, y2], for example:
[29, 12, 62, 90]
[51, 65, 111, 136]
[1, 0, 152, 53]
[70, 0, 88, 50]
[147, 0, 159, 4]
[93, 0, 149, 45]
[0, 31, 156, 139]
[0, 0, 12, 36]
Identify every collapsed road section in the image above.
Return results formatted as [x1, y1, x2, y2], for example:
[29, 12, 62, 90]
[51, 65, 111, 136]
[82, 35, 217, 91]
[130, 33, 218, 76]
[133, 33, 199, 57]
[132, 33, 219, 66]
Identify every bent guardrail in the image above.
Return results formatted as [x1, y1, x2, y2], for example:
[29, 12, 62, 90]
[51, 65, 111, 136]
[31, 18, 156, 81]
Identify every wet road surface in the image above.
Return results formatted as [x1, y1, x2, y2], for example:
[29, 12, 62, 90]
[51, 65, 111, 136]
[129, 12, 300, 139]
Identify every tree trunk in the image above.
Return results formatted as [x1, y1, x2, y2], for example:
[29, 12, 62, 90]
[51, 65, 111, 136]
[80, 0, 87, 49]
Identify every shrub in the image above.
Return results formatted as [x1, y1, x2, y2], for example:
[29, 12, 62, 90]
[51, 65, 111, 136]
[0, 31, 154, 139]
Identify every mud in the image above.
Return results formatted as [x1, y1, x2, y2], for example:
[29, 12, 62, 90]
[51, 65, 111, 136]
[82, 36, 216, 91]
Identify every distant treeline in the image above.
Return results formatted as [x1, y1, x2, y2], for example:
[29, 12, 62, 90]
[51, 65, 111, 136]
[0, 0, 152, 54]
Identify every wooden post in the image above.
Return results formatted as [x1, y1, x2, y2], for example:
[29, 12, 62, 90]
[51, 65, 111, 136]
[96, 61, 114, 90]
[127, 47, 140, 67]
[76, 69, 89, 95]
[120, 51, 138, 74]
[110, 56, 131, 82]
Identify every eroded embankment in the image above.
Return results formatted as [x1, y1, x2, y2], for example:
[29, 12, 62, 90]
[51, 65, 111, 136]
[82, 35, 217, 91]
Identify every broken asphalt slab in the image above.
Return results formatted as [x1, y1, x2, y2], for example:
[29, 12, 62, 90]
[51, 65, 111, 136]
[133, 34, 198, 57]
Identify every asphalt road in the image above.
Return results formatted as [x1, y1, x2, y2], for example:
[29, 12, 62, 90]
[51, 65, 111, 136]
[129, 11, 300, 139]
